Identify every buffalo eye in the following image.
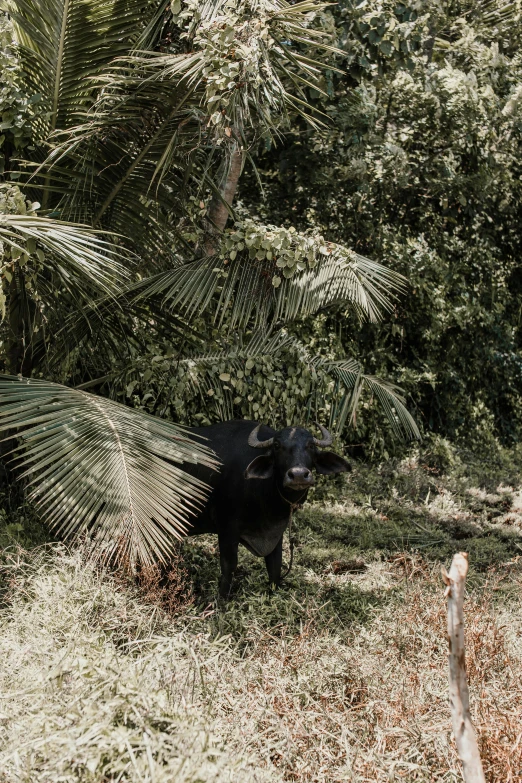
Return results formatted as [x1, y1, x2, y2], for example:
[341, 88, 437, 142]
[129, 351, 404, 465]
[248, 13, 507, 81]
[273, 441, 280, 451]
[306, 441, 315, 450]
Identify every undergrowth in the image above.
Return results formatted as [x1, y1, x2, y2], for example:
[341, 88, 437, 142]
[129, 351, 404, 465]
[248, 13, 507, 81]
[0, 438, 521, 782]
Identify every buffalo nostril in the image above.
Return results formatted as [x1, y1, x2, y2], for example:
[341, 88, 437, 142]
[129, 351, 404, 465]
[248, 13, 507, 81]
[287, 468, 312, 482]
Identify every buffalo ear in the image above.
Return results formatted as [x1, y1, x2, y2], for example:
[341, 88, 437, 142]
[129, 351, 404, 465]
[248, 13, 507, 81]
[244, 454, 274, 480]
[315, 451, 351, 475]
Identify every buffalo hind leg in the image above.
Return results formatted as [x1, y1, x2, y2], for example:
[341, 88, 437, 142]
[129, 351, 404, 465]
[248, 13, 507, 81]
[265, 536, 283, 590]
[218, 535, 238, 599]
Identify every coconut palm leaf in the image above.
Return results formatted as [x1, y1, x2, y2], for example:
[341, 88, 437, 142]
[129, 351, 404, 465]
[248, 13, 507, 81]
[317, 357, 421, 440]
[3, 0, 157, 221]
[0, 213, 130, 302]
[275, 252, 405, 324]
[35, 0, 351, 241]
[44, 289, 203, 384]
[109, 330, 295, 421]
[432, 0, 522, 52]
[52, 99, 206, 245]
[458, 0, 521, 33]
[31, 66, 209, 258]
[134, 246, 406, 329]
[0, 376, 218, 567]
[97, 330, 420, 440]
[2, 0, 148, 135]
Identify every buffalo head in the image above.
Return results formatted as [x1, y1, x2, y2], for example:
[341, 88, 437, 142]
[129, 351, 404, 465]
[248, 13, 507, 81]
[244, 423, 350, 490]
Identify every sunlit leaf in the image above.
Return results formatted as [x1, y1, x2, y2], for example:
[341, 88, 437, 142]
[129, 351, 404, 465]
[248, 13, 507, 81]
[0, 376, 219, 568]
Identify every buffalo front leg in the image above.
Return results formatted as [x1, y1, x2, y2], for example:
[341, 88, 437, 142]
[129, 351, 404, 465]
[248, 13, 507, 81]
[218, 535, 238, 599]
[265, 536, 283, 590]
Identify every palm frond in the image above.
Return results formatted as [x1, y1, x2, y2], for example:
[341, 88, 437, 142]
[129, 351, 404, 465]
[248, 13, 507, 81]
[464, 0, 522, 35]
[44, 288, 204, 383]
[275, 252, 405, 323]
[317, 357, 421, 440]
[36, 0, 350, 235]
[0, 375, 218, 567]
[101, 330, 420, 441]
[135, 246, 406, 329]
[36, 78, 207, 255]
[94, 0, 347, 138]
[3, 0, 148, 134]
[0, 213, 130, 300]
[432, 0, 522, 53]
[118, 330, 296, 421]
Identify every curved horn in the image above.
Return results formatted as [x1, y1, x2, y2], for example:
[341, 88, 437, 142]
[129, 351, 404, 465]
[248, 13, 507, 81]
[248, 424, 274, 449]
[313, 423, 333, 448]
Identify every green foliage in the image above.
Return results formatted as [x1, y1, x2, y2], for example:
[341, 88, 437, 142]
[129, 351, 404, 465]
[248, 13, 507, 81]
[40, 0, 347, 245]
[0, 13, 41, 174]
[167, 0, 346, 135]
[337, 0, 431, 76]
[241, 0, 522, 450]
[219, 217, 396, 297]
[4, 0, 149, 140]
[0, 376, 217, 568]
[0, 486, 48, 550]
[0, 182, 36, 215]
[0, 183, 131, 370]
[222, 219, 326, 283]
[5, 0, 492, 566]
[105, 330, 418, 439]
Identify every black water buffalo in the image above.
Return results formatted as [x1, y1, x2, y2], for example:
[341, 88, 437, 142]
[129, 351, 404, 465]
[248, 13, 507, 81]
[184, 420, 350, 597]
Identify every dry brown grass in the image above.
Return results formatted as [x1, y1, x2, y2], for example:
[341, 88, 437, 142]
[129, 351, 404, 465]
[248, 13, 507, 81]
[211, 562, 522, 782]
[1, 444, 522, 782]
[0, 544, 520, 782]
[129, 549, 195, 617]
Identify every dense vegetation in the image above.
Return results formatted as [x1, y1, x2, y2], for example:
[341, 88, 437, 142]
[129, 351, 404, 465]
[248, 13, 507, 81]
[1, 4, 521, 781]
[0, 0, 520, 560]
[240, 0, 522, 452]
[0, 0, 418, 563]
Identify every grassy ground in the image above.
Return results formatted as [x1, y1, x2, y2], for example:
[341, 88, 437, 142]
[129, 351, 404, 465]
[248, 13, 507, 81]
[0, 439, 521, 782]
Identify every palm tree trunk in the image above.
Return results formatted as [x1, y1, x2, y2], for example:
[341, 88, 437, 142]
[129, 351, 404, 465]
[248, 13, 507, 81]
[204, 141, 243, 254]
[6, 276, 24, 374]
[5, 273, 34, 376]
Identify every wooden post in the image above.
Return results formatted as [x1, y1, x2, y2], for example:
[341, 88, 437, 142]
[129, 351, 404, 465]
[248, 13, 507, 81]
[442, 553, 486, 783]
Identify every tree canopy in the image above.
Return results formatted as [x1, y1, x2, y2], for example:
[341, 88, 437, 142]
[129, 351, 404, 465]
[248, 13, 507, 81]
[240, 0, 522, 451]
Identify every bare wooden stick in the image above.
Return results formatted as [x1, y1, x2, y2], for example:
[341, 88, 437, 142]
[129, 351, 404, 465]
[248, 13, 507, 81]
[442, 552, 486, 783]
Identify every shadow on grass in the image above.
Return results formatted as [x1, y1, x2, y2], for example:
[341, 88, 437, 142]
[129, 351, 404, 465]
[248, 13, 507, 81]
[299, 502, 522, 573]
[178, 448, 522, 639]
[181, 530, 388, 643]
[2, 441, 521, 639]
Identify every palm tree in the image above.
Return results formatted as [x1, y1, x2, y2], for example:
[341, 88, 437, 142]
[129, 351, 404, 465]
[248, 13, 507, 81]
[0, 0, 419, 568]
